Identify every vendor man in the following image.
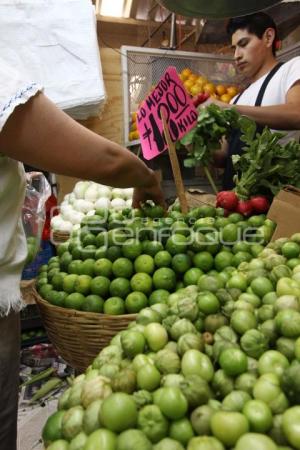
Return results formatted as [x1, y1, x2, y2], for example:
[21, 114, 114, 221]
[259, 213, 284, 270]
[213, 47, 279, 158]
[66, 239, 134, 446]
[212, 12, 300, 189]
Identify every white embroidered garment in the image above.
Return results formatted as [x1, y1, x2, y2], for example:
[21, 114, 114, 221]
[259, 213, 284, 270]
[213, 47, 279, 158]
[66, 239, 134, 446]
[0, 57, 42, 316]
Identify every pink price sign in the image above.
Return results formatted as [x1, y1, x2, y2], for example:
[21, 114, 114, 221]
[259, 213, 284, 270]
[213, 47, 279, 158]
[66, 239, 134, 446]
[136, 66, 198, 160]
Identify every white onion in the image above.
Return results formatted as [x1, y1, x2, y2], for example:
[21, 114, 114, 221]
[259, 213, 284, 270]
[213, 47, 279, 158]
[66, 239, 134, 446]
[98, 186, 112, 199]
[73, 224, 81, 232]
[94, 197, 111, 209]
[84, 184, 99, 202]
[111, 197, 126, 209]
[73, 181, 90, 199]
[60, 204, 74, 220]
[112, 188, 125, 199]
[86, 209, 96, 217]
[73, 199, 94, 213]
[125, 199, 132, 207]
[50, 215, 63, 230]
[69, 211, 85, 225]
[58, 220, 73, 233]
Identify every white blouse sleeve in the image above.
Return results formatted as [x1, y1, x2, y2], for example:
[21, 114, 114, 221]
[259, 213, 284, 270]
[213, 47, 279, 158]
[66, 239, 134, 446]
[0, 57, 43, 132]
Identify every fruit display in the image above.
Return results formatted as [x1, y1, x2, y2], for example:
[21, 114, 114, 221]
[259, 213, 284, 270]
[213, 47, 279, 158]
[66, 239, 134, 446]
[179, 67, 239, 104]
[37, 203, 277, 315]
[51, 182, 133, 234]
[128, 112, 140, 142]
[41, 210, 300, 449]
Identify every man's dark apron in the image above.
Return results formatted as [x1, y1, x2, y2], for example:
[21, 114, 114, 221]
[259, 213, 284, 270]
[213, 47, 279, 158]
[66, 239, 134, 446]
[222, 62, 284, 190]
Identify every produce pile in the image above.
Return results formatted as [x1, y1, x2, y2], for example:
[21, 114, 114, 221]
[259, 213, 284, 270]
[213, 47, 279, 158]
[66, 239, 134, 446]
[40, 203, 300, 450]
[51, 182, 133, 234]
[38, 204, 276, 314]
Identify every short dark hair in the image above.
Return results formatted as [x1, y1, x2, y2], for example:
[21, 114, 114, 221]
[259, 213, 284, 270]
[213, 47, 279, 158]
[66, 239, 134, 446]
[227, 12, 278, 55]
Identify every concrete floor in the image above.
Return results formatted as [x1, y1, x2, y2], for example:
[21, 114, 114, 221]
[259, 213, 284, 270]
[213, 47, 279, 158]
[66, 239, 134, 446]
[18, 400, 57, 450]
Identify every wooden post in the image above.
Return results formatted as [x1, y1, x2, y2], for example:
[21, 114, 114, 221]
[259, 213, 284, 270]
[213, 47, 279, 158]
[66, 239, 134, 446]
[161, 113, 188, 213]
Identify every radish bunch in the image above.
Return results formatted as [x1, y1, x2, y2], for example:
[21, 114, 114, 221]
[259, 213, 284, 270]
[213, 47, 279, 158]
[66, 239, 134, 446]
[216, 191, 270, 217]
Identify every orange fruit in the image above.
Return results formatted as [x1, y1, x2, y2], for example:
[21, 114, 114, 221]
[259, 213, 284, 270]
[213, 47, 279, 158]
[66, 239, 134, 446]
[188, 74, 198, 82]
[220, 94, 232, 103]
[131, 131, 139, 140]
[227, 86, 239, 97]
[197, 76, 207, 85]
[190, 84, 203, 97]
[216, 85, 226, 96]
[203, 83, 216, 95]
[183, 80, 194, 92]
[131, 112, 137, 122]
[130, 122, 137, 132]
[181, 68, 192, 80]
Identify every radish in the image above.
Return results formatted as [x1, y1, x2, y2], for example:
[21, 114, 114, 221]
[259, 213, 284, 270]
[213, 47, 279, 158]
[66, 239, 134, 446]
[192, 92, 210, 107]
[250, 196, 270, 213]
[216, 191, 238, 210]
[236, 200, 253, 217]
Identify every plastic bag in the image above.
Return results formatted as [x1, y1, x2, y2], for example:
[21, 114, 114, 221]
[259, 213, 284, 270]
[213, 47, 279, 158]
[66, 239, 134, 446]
[22, 172, 51, 266]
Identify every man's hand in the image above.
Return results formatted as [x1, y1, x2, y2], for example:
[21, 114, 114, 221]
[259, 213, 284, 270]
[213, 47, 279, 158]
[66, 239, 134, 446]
[200, 96, 229, 110]
[132, 172, 166, 209]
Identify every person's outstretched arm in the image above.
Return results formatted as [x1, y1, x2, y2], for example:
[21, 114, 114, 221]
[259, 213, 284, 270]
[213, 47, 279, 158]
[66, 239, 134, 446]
[0, 92, 165, 207]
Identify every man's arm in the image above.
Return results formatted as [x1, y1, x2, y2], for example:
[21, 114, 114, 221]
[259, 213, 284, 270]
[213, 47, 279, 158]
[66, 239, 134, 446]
[205, 81, 300, 130]
[234, 81, 300, 130]
[0, 92, 165, 206]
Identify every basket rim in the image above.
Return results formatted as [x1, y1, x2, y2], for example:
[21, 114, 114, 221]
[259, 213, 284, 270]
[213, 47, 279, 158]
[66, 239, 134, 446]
[35, 290, 138, 320]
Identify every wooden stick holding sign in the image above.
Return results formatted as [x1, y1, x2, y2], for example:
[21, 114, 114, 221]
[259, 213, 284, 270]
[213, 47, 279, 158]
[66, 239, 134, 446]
[161, 112, 188, 214]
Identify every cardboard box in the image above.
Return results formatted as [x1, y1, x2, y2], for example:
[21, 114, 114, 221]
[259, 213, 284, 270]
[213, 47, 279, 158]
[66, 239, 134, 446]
[267, 186, 300, 240]
[185, 189, 216, 208]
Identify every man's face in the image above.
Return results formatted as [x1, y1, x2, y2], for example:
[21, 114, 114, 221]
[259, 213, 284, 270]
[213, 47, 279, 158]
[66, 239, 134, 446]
[231, 28, 270, 79]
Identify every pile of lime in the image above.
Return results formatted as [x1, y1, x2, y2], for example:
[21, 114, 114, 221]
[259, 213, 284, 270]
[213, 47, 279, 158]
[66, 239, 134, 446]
[36, 205, 280, 315]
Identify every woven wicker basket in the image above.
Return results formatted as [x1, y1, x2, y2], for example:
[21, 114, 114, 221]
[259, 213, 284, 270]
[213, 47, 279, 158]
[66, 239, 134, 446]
[35, 292, 137, 373]
[51, 230, 70, 245]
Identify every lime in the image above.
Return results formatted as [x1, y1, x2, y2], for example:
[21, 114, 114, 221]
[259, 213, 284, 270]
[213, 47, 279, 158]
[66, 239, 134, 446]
[226, 274, 248, 291]
[153, 268, 176, 291]
[104, 297, 125, 315]
[232, 252, 252, 267]
[36, 278, 49, 290]
[198, 205, 216, 218]
[148, 289, 170, 305]
[38, 264, 48, 274]
[64, 292, 85, 310]
[109, 277, 131, 298]
[81, 245, 96, 260]
[56, 243, 69, 257]
[71, 245, 83, 260]
[134, 254, 155, 274]
[228, 213, 244, 223]
[247, 215, 265, 228]
[112, 257, 134, 278]
[82, 294, 104, 313]
[107, 246, 122, 262]
[215, 217, 230, 229]
[125, 291, 148, 313]
[193, 217, 215, 233]
[154, 251, 172, 268]
[287, 258, 300, 269]
[171, 221, 190, 237]
[59, 252, 73, 272]
[222, 224, 239, 244]
[122, 238, 142, 260]
[63, 274, 78, 294]
[232, 242, 250, 254]
[142, 240, 164, 257]
[95, 231, 108, 248]
[214, 251, 234, 271]
[171, 253, 192, 274]
[189, 231, 207, 253]
[193, 251, 214, 272]
[94, 258, 113, 278]
[166, 234, 188, 255]
[176, 281, 185, 290]
[47, 267, 60, 282]
[38, 283, 53, 298]
[282, 241, 300, 259]
[94, 246, 107, 260]
[90, 276, 110, 297]
[107, 229, 127, 247]
[197, 292, 220, 314]
[74, 275, 92, 295]
[183, 267, 203, 286]
[205, 231, 221, 255]
[130, 273, 153, 295]
[42, 410, 65, 446]
[82, 233, 97, 247]
[51, 273, 67, 291]
[47, 290, 67, 307]
[68, 259, 83, 275]
[80, 259, 96, 277]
